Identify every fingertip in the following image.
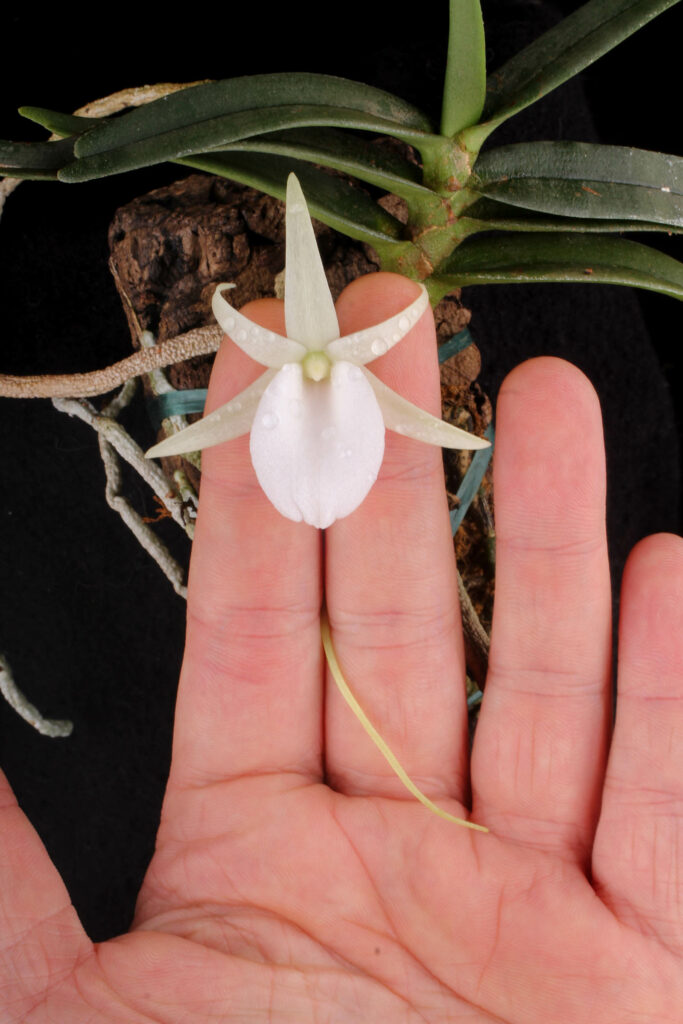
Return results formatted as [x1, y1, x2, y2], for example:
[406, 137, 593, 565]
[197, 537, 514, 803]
[335, 271, 423, 331]
[624, 531, 683, 574]
[498, 356, 601, 414]
[619, 532, 683, 658]
[494, 356, 606, 541]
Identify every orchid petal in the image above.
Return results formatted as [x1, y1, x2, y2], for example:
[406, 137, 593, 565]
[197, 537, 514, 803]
[326, 284, 430, 365]
[146, 368, 278, 458]
[362, 367, 491, 450]
[284, 173, 340, 350]
[249, 360, 385, 528]
[212, 284, 307, 366]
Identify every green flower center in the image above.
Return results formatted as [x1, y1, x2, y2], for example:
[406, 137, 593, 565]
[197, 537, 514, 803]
[302, 350, 331, 382]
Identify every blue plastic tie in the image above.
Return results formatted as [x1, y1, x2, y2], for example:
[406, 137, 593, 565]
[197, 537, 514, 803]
[148, 388, 208, 429]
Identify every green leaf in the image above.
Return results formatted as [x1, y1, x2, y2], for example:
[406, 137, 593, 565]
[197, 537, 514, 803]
[74, 74, 433, 158]
[18, 106, 100, 136]
[431, 232, 683, 300]
[214, 126, 437, 204]
[463, 0, 681, 147]
[0, 136, 74, 171]
[458, 196, 683, 236]
[0, 166, 60, 180]
[441, 0, 487, 136]
[60, 103, 433, 183]
[176, 151, 412, 252]
[471, 142, 683, 227]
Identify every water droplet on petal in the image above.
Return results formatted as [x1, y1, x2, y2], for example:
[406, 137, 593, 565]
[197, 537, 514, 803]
[236, 328, 247, 343]
[398, 316, 410, 331]
[261, 412, 279, 430]
[392, 332, 401, 343]
[225, 316, 236, 331]
[371, 338, 388, 357]
[347, 365, 363, 381]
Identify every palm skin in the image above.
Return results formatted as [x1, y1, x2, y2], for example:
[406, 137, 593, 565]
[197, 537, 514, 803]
[3, 274, 682, 1022]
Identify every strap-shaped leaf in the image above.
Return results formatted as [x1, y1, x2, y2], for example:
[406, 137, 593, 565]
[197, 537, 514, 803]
[176, 151, 413, 251]
[0, 136, 74, 171]
[441, 0, 486, 136]
[471, 142, 683, 227]
[0, 166, 60, 181]
[459, 196, 683, 235]
[60, 103, 433, 183]
[464, 0, 681, 146]
[432, 232, 683, 300]
[74, 74, 433, 159]
[215, 127, 438, 205]
[18, 106, 100, 136]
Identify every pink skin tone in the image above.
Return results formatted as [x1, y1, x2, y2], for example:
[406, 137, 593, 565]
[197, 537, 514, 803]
[2, 272, 682, 1022]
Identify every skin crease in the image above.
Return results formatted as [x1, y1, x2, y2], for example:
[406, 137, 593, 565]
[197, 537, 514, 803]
[1, 272, 682, 1022]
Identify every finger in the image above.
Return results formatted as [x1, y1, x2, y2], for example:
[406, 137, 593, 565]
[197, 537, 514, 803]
[325, 273, 470, 805]
[592, 533, 683, 954]
[0, 767, 91, 1016]
[472, 358, 612, 861]
[168, 300, 323, 793]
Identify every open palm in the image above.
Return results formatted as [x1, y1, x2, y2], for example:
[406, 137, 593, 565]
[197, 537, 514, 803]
[3, 275, 682, 1022]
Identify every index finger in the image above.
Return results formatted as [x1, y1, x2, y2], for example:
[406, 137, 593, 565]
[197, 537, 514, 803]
[167, 300, 323, 793]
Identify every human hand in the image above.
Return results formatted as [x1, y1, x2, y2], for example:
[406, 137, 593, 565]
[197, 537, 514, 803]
[2, 274, 682, 1022]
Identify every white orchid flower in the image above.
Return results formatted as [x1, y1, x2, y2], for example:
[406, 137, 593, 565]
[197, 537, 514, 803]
[146, 173, 490, 528]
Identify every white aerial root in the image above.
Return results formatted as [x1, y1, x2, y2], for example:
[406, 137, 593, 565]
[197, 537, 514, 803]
[52, 383, 193, 598]
[0, 654, 73, 738]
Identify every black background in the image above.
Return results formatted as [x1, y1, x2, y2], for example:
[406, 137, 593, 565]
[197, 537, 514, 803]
[1, 0, 681, 941]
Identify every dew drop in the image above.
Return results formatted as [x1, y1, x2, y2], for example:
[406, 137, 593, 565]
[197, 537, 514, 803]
[371, 338, 388, 357]
[236, 328, 247, 343]
[347, 365, 363, 381]
[261, 412, 279, 430]
[338, 446, 353, 460]
[392, 332, 401, 343]
[225, 316, 236, 331]
[398, 316, 410, 331]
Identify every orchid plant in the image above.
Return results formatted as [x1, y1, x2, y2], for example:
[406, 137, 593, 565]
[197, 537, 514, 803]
[147, 174, 489, 528]
[2, 0, 682, 301]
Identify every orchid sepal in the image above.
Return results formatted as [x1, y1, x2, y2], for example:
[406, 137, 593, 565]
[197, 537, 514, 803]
[362, 366, 491, 450]
[146, 367, 277, 459]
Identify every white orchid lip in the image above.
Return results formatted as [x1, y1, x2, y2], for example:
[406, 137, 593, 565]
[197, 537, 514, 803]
[146, 173, 490, 529]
